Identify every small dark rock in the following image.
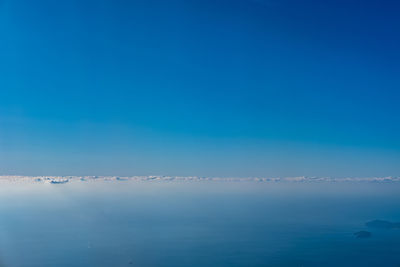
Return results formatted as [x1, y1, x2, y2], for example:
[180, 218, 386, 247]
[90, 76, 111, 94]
[50, 180, 69, 184]
[354, 231, 371, 238]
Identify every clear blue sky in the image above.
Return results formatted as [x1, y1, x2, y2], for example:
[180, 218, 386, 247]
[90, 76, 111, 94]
[1, 0, 399, 177]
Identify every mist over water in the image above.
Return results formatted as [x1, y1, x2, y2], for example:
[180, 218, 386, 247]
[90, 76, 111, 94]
[0, 181, 399, 266]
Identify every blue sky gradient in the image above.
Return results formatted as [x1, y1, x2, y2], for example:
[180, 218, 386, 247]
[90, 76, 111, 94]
[1, 0, 399, 177]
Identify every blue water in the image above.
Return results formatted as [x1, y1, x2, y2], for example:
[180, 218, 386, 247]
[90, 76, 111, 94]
[0, 182, 399, 266]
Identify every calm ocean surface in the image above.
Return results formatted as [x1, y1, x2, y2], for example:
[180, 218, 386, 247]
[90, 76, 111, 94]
[0, 181, 399, 267]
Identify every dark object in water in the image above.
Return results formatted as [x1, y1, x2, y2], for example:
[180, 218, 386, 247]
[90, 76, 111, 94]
[366, 220, 400, 229]
[354, 231, 371, 238]
[50, 180, 69, 184]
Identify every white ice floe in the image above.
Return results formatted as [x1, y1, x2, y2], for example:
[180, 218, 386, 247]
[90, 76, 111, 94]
[0, 175, 399, 184]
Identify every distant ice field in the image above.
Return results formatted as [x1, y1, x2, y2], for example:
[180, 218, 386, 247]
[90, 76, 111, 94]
[1, 175, 400, 184]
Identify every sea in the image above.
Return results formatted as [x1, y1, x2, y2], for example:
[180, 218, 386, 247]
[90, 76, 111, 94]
[0, 181, 399, 266]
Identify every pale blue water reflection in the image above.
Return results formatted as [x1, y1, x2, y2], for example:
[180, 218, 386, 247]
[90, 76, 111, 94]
[0, 181, 399, 266]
